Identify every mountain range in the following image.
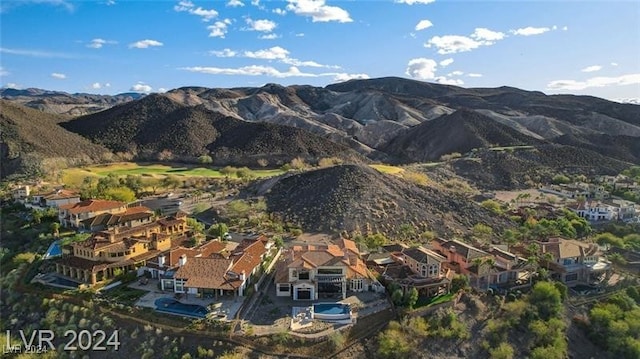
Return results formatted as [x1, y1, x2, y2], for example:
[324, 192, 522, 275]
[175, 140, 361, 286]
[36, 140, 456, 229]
[1, 77, 639, 183]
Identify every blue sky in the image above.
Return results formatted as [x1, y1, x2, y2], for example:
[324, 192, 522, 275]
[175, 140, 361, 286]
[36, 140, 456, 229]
[1, 0, 638, 101]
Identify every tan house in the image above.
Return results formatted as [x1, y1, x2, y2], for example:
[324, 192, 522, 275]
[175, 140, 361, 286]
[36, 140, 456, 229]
[158, 237, 269, 298]
[274, 238, 378, 300]
[382, 246, 452, 297]
[54, 214, 187, 285]
[58, 200, 127, 228]
[80, 206, 155, 232]
[535, 237, 610, 285]
[33, 189, 80, 208]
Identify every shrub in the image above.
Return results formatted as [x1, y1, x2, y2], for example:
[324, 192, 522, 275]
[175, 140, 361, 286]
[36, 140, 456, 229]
[489, 342, 515, 359]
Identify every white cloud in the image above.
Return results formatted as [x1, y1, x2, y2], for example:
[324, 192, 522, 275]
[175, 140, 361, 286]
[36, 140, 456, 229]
[105, 0, 116, 5]
[0, 67, 8, 76]
[448, 70, 464, 76]
[547, 73, 640, 91]
[210, 48, 237, 57]
[562, 26, 568, 31]
[131, 82, 153, 93]
[510, 26, 550, 36]
[405, 58, 438, 80]
[611, 62, 619, 67]
[207, 19, 232, 38]
[4, 83, 19, 89]
[439, 58, 454, 67]
[129, 39, 163, 49]
[286, 0, 352, 23]
[245, 18, 277, 32]
[157, 88, 168, 93]
[181, 65, 321, 78]
[91, 82, 103, 89]
[468, 73, 483, 77]
[259, 33, 280, 40]
[552, 25, 558, 30]
[415, 19, 433, 31]
[174, 0, 218, 21]
[226, 0, 244, 7]
[471, 27, 505, 43]
[395, 0, 435, 4]
[51, 72, 66, 79]
[273, 8, 286, 15]
[333, 73, 369, 82]
[295, 33, 305, 37]
[245, 46, 289, 60]
[0, 47, 76, 59]
[425, 35, 482, 54]
[87, 38, 117, 49]
[581, 65, 602, 73]
[434, 76, 463, 85]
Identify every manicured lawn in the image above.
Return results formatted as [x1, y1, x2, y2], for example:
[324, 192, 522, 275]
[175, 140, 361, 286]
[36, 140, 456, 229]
[414, 292, 455, 309]
[61, 162, 285, 186]
[370, 164, 405, 174]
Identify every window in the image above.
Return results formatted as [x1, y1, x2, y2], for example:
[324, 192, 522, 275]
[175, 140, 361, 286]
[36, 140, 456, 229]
[298, 271, 310, 280]
[318, 268, 343, 275]
[429, 264, 439, 277]
[565, 273, 578, 282]
[279, 284, 290, 292]
[420, 265, 428, 277]
[175, 280, 184, 292]
[351, 279, 363, 291]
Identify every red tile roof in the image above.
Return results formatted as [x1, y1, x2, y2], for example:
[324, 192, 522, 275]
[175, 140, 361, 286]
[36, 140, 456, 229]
[174, 257, 240, 290]
[59, 200, 126, 214]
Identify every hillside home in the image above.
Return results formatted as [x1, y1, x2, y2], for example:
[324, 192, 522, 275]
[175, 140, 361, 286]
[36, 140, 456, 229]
[159, 237, 268, 298]
[58, 200, 127, 228]
[382, 246, 451, 297]
[535, 237, 610, 285]
[80, 206, 155, 232]
[274, 238, 378, 300]
[12, 185, 31, 200]
[603, 199, 638, 221]
[431, 239, 529, 290]
[568, 200, 618, 221]
[54, 214, 188, 285]
[32, 189, 80, 208]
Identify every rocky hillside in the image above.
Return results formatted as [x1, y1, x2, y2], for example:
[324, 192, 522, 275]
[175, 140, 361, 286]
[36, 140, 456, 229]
[383, 108, 544, 162]
[0, 100, 113, 178]
[61, 94, 365, 166]
[256, 164, 514, 238]
[0, 88, 143, 116]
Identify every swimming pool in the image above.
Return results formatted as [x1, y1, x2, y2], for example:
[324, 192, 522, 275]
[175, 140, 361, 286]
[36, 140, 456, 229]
[154, 298, 208, 318]
[43, 240, 62, 259]
[312, 303, 351, 321]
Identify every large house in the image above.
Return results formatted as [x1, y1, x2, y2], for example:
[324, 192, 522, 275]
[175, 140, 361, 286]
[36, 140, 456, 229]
[79, 206, 155, 232]
[32, 189, 80, 208]
[381, 245, 452, 297]
[535, 237, 610, 285]
[431, 239, 530, 290]
[153, 237, 269, 298]
[58, 200, 128, 228]
[568, 201, 618, 221]
[53, 214, 188, 285]
[274, 238, 377, 300]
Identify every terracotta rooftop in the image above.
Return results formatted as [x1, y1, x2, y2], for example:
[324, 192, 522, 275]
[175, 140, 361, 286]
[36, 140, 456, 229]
[438, 239, 488, 260]
[403, 246, 447, 264]
[174, 257, 240, 290]
[43, 189, 80, 200]
[230, 239, 267, 276]
[80, 206, 153, 228]
[59, 200, 126, 214]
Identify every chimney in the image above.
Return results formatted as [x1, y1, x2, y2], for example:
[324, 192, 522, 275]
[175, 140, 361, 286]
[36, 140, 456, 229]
[158, 255, 166, 267]
[178, 255, 187, 267]
[240, 271, 246, 281]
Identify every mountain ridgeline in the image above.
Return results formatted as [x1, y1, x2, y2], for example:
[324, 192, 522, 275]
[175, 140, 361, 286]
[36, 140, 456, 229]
[2, 77, 639, 181]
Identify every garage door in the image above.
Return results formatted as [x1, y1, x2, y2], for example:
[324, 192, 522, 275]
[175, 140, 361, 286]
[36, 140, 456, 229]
[297, 289, 311, 300]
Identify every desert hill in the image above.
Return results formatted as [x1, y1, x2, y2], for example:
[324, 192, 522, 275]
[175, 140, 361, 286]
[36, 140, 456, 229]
[60, 94, 365, 166]
[254, 164, 514, 238]
[0, 100, 113, 178]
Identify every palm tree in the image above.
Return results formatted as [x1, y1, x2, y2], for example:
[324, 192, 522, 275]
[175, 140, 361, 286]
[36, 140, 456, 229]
[51, 222, 60, 237]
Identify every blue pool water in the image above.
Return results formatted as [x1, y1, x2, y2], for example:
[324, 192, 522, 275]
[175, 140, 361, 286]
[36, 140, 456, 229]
[154, 298, 208, 318]
[314, 303, 350, 315]
[51, 276, 81, 288]
[44, 240, 62, 258]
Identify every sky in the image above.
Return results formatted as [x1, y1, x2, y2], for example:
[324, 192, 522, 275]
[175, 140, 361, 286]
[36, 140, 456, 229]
[1, 0, 639, 102]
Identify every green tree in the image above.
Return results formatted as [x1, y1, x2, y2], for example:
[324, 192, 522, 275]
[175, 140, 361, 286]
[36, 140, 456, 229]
[365, 233, 387, 250]
[451, 275, 469, 293]
[208, 223, 229, 238]
[391, 289, 404, 306]
[405, 287, 419, 309]
[50, 222, 60, 237]
[162, 175, 181, 190]
[103, 187, 136, 202]
[377, 322, 411, 359]
[552, 174, 571, 184]
[489, 342, 515, 359]
[186, 218, 204, 234]
[473, 223, 493, 243]
[481, 200, 503, 215]
[273, 235, 284, 249]
[123, 175, 143, 197]
[528, 281, 563, 320]
[198, 155, 213, 164]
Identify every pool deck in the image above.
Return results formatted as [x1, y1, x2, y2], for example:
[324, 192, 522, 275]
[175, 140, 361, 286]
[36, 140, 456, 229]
[133, 281, 244, 321]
